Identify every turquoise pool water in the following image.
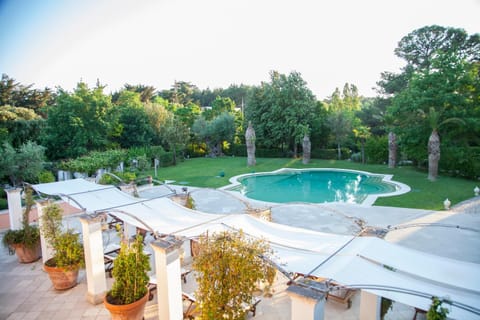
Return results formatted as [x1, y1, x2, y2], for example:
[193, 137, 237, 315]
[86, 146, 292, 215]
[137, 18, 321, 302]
[235, 170, 398, 204]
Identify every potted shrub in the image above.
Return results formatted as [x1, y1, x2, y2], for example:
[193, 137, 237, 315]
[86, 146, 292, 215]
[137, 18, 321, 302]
[104, 233, 151, 320]
[2, 187, 41, 263]
[40, 202, 84, 290]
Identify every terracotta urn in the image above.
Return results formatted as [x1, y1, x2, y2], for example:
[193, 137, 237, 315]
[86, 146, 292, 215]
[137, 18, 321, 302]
[43, 258, 79, 290]
[104, 292, 149, 320]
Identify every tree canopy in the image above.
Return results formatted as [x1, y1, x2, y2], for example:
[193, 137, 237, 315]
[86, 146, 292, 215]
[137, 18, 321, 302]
[386, 26, 480, 170]
[41, 82, 112, 159]
[245, 71, 317, 153]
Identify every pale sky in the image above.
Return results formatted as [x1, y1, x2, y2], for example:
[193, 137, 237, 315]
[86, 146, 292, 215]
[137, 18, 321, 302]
[1, 0, 479, 99]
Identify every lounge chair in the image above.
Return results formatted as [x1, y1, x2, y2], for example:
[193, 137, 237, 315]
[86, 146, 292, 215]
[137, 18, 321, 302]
[243, 296, 261, 317]
[182, 292, 200, 319]
[103, 243, 121, 277]
[291, 273, 356, 309]
[148, 268, 191, 301]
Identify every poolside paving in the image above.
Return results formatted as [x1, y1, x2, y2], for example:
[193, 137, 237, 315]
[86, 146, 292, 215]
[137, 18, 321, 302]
[0, 187, 479, 320]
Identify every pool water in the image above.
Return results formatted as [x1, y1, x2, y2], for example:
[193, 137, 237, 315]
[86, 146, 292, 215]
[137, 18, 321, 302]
[236, 170, 398, 204]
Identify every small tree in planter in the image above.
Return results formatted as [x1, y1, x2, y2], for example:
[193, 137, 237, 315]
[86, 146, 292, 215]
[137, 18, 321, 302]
[2, 186, 41, 263]
[40, 202, 84, 290]
[193, 230, 274, 320]
[104, 233, 151, 320]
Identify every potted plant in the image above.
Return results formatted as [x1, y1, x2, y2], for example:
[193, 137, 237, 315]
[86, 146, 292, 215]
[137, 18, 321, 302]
[2, 186, 41, 263]
[104, 232, 151, 320]
[40, 202, 84, 290]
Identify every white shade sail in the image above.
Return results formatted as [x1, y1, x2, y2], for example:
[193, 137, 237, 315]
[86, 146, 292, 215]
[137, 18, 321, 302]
[32, 179, 480, 319]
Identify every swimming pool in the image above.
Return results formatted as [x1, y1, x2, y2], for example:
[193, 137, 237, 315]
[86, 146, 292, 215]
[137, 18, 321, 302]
[226, 168, 409, 205]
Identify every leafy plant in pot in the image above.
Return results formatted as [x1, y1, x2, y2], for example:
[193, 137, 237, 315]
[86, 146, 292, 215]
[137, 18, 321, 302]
[40, 202, 84, 290]
[104, 232, 151, 320]
[2, 187, 41, 263]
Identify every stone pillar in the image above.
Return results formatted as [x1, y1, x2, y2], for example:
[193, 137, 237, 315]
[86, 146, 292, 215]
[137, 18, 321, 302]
[286, 281, 326, 320]
[79, 214, 107, 305]
[359, 290, 381, 320]
[302, 134, 311, 165]
[6, 188, 23, 230]
[36, 199, 55, 265]
[151, 236, 184, 320]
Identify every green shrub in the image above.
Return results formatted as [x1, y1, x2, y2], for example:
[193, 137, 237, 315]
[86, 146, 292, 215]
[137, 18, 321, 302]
[135, 155, 151, 171]
[158, 151, 174, 167]
[186, 143, 207, 158]
[127, 146, 149, 159]
[99, 172, 136, 185]
[311, 148, 351, 160]
[365, 135, 388, 164]
[38, 170, 55, 183]
[147, 145, 166, 160]
[0, 198, 7, 210]
[226, 144, 247, 157]
[350, 152, 362, 163]
[59, 149, 127, 175]
[256, 148, 286, 158]
[441, 146, 480, 179]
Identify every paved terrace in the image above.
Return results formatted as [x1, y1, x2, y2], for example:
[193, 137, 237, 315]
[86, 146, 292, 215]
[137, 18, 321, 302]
[0, 187, 479, 320]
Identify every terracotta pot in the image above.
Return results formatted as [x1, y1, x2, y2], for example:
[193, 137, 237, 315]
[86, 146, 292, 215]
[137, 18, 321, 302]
[104, 292, 149, 320]
[11, 242, 41, 263]
[44, 259, 79, 290]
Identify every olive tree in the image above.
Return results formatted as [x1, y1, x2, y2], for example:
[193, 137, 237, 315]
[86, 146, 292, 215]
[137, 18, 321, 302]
[0, 141, 45, 186]
[193, 230, 275, 320]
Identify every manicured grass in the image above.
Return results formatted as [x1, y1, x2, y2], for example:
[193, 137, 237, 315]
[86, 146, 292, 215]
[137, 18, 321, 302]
[144, 157, 478, 210]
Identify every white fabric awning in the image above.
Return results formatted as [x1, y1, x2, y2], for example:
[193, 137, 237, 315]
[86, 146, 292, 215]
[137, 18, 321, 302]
[32, 179, 480, 319]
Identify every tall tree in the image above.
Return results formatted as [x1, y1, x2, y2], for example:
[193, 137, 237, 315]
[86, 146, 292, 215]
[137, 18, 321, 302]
[0, 141, 45, 186]
[325, 84, 360, 159]
[116, 84, 157, 103]
[424, 107, 464, 181]
[174, 102, 201, 128]
[204, 96, 236, 120]
[245, 71, 316, 154]
[162, 116, 190, 165]
[0, 74, 53, 112]
[384, 26, 479, 177]
[0, 105, 44, 147]
[390, 49, 479, 168]
[110, 91, 153, 148]
[192, 112, 235, 157]
[159, 81, 199, 105]
[395, 25, 479, 72]
[41, 82, 112, 160]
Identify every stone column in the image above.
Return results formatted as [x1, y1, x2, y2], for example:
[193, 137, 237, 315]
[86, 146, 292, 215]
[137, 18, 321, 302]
[6, 188, 22, 230]
[151, 236, 184, 320]
[79, 214, 107, 305]
[36, 199, 55, 265]
[286, 280, 326, 320]
[359, 290, 381, 320]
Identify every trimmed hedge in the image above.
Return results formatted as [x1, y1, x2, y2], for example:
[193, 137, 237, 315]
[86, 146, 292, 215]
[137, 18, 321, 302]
[311, 148, 351, 160]
[229, 144, 354, 160]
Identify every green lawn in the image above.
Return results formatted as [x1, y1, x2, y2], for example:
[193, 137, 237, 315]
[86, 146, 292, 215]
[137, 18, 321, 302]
[143, 157, 478, 211]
